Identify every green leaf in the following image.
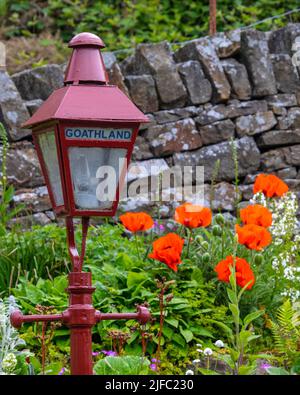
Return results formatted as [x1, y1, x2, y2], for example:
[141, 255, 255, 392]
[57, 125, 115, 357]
[229, 303, 240, 322]
[247, 335, 261, 343]
[239, 329, 252, 348]
[217, 354, 235, 370]
[44, 362, 64, 375]
[53, 329, 70, 337]
[238, 281, 254, 301]
[227, 288, 237, 304]
[208, 319, 234, 338]
[162, 325, 174, 340]
[126, 272, 148, 288]
[173, 333, 186, 348]
[197, 368, 220, 375]
[243, 310, 265, 329]
[169, 297, 189, 305]
[190, 326, 214, 338]
[229, 271, 236, 290]
[94, 356, 150, 375]
[179, 327, 193, 343]
[164, 317, 179, 328]
[3, 185, 15, 204]
[191, 268, 203, 284]
[230, 349, 239, 362]
[266, 367, 290, 375]
[238, 364, 256, 375]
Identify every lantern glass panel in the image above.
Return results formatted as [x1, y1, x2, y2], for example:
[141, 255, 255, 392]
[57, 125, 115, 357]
[38, 132, 64, 206]
[68, 147, 127, 210]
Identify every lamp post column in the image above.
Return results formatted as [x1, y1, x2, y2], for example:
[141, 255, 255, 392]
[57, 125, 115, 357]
[64, 271, 96, 375]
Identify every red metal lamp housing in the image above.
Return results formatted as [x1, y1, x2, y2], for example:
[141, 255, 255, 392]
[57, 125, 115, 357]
[24, 32, 148, 218]
[10, 32, 152, 376]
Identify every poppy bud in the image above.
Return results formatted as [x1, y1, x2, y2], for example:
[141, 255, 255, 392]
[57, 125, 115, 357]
[201, 241, 209, 250]
[215, 213, 225, 225]
[202, 252, 210, 264]
[254, 254, 264, 265]
[212, 225, 222, 237]
[195, 235, 203, 243]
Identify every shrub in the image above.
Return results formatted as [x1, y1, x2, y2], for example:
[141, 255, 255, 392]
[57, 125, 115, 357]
[1, 1, 300, 49]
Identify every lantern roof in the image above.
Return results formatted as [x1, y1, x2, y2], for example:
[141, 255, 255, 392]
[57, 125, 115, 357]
[23, 85, 149, 128]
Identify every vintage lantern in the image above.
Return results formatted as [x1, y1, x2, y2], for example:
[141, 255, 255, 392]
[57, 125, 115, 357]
[23, 32, 148, 217]
[10, 32, 151, 375]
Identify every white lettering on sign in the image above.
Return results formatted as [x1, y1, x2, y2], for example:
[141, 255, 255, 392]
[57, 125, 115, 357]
[65, 127, 132, 142]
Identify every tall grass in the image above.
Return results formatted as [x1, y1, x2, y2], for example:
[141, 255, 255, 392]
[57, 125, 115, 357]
[0, 225, 70, 296]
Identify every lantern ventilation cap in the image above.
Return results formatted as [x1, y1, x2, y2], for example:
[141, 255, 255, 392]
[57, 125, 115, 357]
[64, 32, 108, 85]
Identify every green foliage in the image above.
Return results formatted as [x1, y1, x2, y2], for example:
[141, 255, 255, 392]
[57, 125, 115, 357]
[1, 1, 300, 51]
[0, 123, 25, 236]
[5, 223, 231, 373]
[94, 355, 150, 375]
[269, 300, 300, 372]
[4, 211, 297, 374]
[13, 275, 68, 311]
[0, 296, 32, 375]
[0, 225, 69, 295]
[0, 165, 299, 375]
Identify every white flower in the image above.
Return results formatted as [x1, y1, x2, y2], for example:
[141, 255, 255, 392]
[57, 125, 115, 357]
[196, 349, 203, 353]
[214, 340, 224, 348]
[192, 359, 201, 364]
[257, 191, 300, 301]
[2, 353, 17, 373]
[185, 369, 194, 375]
[196, 343, 202, 347]
[203, 347, 213, 356]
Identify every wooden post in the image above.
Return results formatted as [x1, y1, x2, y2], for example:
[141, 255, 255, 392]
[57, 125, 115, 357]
[209, 0, 217, 36]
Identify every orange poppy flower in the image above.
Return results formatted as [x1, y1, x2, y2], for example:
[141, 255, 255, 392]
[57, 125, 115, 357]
[235, 224, 272, 251]
[175, 203, 212, 229]
[214, 255, 255, 290]
[240, 204, 272, 228]
[148, 233, 184, 272]
[253, 174, 288, 198]
[120, 212, 154, 232]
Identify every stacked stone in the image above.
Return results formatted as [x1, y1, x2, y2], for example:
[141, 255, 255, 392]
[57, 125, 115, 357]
[1, 24, 300, 224]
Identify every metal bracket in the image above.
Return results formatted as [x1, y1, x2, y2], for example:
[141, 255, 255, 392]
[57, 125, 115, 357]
[66, 216, 89, 272]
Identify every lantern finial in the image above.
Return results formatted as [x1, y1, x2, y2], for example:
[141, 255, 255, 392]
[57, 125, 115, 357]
[68, 32, 105, 48]
[64, 32, 108, 85]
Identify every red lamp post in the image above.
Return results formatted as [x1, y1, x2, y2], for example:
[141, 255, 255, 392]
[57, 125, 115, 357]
[10, 32, 151, 375]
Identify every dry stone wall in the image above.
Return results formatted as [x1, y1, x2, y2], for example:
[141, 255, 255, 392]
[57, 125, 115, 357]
[1, 23, 300, 225]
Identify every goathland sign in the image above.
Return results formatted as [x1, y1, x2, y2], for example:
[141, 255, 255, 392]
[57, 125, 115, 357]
[65, 127, 132, 141]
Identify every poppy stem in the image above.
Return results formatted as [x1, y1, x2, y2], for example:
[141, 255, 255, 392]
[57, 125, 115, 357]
[221, 224, 225, 258]
[186, 228, 192, 258]
[134, 233, 141, 260]
[155, 281, 166, 369]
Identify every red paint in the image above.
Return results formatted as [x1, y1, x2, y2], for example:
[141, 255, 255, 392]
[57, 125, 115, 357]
[23, 85, 148, 127]
[10, 32, 152, 375]
[65, 32, 108, 84]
